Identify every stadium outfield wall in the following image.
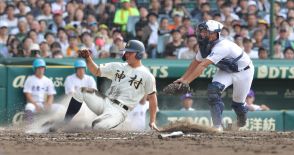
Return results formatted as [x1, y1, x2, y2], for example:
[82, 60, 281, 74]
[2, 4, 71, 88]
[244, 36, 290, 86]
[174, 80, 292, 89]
[0, 58, 294, 130]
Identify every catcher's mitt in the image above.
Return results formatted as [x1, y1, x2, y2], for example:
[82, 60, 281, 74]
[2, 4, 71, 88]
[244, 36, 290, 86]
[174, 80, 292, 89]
[78, 49, 91, 58]
[163, 82, 190, 95]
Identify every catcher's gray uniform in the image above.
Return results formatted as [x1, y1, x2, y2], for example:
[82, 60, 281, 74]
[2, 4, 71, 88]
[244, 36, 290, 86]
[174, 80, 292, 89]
[72, 62, 156, 129]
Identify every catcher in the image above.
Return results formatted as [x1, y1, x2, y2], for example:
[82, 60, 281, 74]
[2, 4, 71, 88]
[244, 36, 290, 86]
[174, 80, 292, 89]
[165, 20, 254, 131]
[64, 40, 159, 131]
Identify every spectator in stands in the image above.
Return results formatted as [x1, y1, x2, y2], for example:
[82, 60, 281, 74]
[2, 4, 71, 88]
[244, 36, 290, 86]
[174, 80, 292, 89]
[27, 30, 38, 44]
[72, 8, 84, 28]
[0, 23, 9, 57]
[158, 17, 170, 36]
[36, 2, 53, 23]
[135, 7, 149, 40]
[258, 47, 268, 59]
[276, 27, 294, 50]
[7, 36, 20, 57]
[22, 37, 34, 57]
[257, 19, 269, 39]
[234, 34, 244, 48]
[243, 38, 258, 59]
[113, 0, 139, 32]
[168, 14, 182, 30]
[142, 12, 158, 58]
[109, 35, 124, 58]
[245, 89, 270, 111]
[248, 0, 258, 15]
[283, 47, 294, 60]
[149, 0, 160, 14]
[220, 27, 233, 41]
[171, 0, 191, 18]
[28, 0, 41, 17]
[0, 21, 8, 45]
[0, 0, 7, 19]
[23, 59, 61, 124]
[80, 32, 98, 58]
[178, 35, 197, 59]
[65, 35, 79, 57]
[192, 2, 211, 23]
[57, 28, 69, 55]
[39, 41, 51, 58]
[220, 2, 239, 22]
[182, 16, 194, 36]
[252, 29, 269, 51]
[231, 20, 242, 37]
[3, 4, 18, 32]
[51, 0, 65, 14]
[86, 14, 99, 36]
[15, 1, 31, 18]
[164, 29, 184, 59]
[159, 0, 173, 17]
[44, 32, 56, 46]
[64, 1, 75, 24]
[29, 43, 41, 57]
[48, 12, 66, 34]
[180, 93, 195, 111]
[235, 0, 248, 19]
[273, 40, 284, 59]
[29, 20, 44, 43]
[256, 0, 270, 14]
[15, 20, 28, 42]
[246, 13, 258, 37]
[50, 41, 63, 58]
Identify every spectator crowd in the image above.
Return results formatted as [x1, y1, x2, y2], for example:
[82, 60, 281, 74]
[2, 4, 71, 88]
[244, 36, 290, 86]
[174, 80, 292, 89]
[0, 0, 293, 60]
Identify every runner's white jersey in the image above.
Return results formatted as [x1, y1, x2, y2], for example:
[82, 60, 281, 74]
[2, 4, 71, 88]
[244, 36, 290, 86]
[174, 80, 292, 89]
[23, 75, 56, 103]
[64, 74, 97, 95]
[196, 39, 252, 70]
[99, 62, 156, 109]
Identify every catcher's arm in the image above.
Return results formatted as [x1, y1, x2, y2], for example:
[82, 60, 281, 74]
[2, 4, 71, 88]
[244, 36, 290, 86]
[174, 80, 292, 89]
[176, 59, 200, 83]
[79, 49, 101, 77]
[184, 58, 213, 83]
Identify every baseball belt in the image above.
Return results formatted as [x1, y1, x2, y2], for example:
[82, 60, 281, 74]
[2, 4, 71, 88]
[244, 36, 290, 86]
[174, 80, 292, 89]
[109, 99, 129, 111]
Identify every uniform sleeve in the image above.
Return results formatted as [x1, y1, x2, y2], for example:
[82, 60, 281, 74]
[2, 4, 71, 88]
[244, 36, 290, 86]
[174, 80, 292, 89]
[47, 79, 56, 95]
[64, 76, 74, 95]
[99, 62, 119, 79]
[145, 74, 157, 95]
[23, 76, 32, 93]
[206, 45, 230, 64]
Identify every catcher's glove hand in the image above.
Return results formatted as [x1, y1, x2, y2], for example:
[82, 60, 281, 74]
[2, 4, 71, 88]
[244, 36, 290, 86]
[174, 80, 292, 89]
[163, 82, 190, 95]
[78, 49, 91, 58]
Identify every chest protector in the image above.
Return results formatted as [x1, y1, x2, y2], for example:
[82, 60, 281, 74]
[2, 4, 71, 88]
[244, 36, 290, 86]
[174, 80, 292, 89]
[215, 52, 243, 73]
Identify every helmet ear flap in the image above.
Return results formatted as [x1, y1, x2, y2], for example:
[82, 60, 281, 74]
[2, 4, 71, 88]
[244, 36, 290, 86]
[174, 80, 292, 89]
[135, 52, 143, 59]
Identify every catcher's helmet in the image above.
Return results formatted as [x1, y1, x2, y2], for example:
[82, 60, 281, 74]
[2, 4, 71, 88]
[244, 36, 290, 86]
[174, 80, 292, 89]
[32, 58, 46, 71]
[121, 40, 145, 61]
[74, 59, 87, 68]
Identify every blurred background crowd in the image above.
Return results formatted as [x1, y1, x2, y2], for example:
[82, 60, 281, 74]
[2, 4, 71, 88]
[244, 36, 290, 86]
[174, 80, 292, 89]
[0, 0, 293, 60]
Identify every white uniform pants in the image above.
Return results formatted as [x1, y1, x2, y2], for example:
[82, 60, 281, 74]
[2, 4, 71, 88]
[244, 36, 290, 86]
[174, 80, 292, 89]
[72, 88, 127, 130]
[212, 63, 255, 103]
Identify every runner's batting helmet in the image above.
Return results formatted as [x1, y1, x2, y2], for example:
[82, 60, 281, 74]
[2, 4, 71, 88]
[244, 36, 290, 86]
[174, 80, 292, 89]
[121, 40, 145, 61]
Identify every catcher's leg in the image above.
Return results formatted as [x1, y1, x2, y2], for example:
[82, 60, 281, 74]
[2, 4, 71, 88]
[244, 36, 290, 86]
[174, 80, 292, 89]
[207, 82, 225, 129]
[231, 64, 254, 127]
[64, 87, 104, 123]
[92, 99, 127, 130]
